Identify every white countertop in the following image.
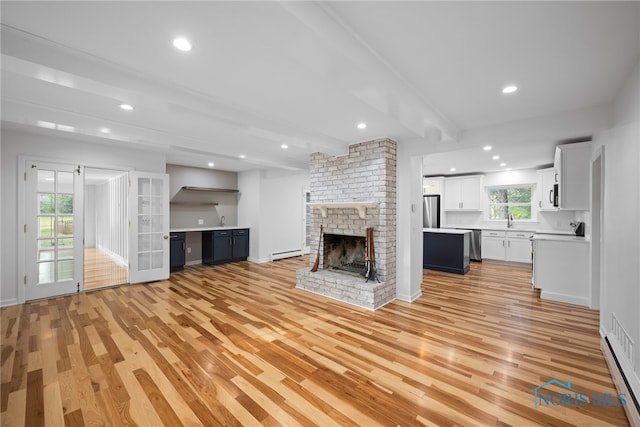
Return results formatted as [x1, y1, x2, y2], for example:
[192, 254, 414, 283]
[447, 225, 576, 235]
[483, 228, 537, 233]
[424, 228, 472, 234]
[533, 229, 575, 235]
[531, 234, 589, 242]
[170, 226, 249, 232]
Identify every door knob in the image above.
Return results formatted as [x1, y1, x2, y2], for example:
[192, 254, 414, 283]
[163, 235, 169, 240]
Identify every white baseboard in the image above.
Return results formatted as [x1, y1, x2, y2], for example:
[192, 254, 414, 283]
[270, 249, 303, 261]
[396, 290, 422, 303]
[0, 298, 19, 308]
[601, 336, 640, 426]
[96, 245, 128, 267]
[540, 290, 589, 307]
[248, 256, 271, 264]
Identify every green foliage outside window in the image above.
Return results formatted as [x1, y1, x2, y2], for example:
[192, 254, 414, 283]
[488, 186, 532, 220]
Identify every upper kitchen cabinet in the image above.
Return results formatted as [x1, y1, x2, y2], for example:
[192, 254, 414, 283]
[423, 176, 444, 195]
[536, 168, 558, 211]
[443, 176, 483, 211]
[554, 141, 592, 210]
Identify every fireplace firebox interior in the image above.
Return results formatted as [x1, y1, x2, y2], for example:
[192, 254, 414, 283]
[323, 234, 367, 274]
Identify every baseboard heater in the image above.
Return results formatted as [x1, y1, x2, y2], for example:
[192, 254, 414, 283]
[270, 249, 303, 261]
[603, 336, 640, 426]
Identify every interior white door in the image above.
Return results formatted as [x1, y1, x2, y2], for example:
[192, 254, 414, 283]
[128, 171, 170, 284]
[25, 162, 84, 300]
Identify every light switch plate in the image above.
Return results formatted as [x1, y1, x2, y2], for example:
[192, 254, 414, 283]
[198, 219, 204, 225]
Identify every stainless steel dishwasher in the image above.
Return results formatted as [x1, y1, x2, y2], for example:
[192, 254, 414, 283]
[469, 229, 482, 261]
[454, 228, 482, 261]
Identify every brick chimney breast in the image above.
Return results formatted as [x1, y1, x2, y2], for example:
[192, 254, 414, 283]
[296, 139, 397, 310]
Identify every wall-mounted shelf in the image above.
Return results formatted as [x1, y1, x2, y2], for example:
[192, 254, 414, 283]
[170, 202, 219, 206]
[180, 186, 239, 193]
[308, 202, 379, 219]
[171, 186, 238, 205]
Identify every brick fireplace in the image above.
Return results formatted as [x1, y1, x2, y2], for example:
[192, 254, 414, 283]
[296, 139, 396, 310]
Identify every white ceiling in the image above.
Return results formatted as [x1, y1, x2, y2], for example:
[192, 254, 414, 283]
[2, 2, 639, 175]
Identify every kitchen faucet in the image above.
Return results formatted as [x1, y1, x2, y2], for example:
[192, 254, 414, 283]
[507, 213, 513, 228]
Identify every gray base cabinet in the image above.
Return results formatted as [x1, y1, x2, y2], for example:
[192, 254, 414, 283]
[423, 231, 470, 274]
[203, 229, 249, 265]
[170, 232, 186, 272]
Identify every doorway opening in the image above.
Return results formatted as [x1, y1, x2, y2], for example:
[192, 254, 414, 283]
[84, 168, 129, 290]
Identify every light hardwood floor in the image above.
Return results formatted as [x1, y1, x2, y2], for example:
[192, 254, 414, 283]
[0, 257, 629, 426]
[84, 248, 128, 291]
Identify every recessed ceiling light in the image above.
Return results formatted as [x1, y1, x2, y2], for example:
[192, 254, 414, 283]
[207, 162, 214, 167]
[281, 144, 288, 149]
[357, 123, 367, 129]
[120, 103, 134, 111]
[483, 146, 492, 151]
[502, 85, 518, 94]
[492, 155, 500, 160]
[173, 37, 192, 52]
[100, 127, 111, 134]
[450, 168, 456, 172]
[500, 162, 507, 167]
[239, 154, 246, 159]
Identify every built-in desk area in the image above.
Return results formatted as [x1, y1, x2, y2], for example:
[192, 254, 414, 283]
[169, 226, 250, 271]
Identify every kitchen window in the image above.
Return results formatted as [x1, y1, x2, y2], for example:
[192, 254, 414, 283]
[487, 185, 533, 220]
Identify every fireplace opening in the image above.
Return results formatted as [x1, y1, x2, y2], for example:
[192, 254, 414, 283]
[323, 234, 367, 275]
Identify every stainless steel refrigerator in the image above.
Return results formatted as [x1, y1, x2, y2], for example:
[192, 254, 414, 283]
[423, 195, 440, 228]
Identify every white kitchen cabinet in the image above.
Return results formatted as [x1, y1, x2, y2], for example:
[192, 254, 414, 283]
[532, 236, 589, 306]
[506, 232, 533, 263]
[423, 176, 444, 195]
[482, 230, 532, 264]
[553, 141, 592, 210]
[482, 231, 506, 260]
[536, 168, 558, 211]
[444, 176, 483, 211]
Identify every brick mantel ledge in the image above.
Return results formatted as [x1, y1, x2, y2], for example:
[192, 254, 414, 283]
[307, 201, 379, 219]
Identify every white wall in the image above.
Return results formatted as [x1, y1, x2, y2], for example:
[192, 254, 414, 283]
[261, 171, 308, 258]
[95, 174, 128, 263]
[85, 185, 97, 247]
[0, 128, 165, 306]
[396, 140, 429, 302]
[443, 168, 585, 232]
[594, 57, 640, 400]
[238, 170, 262, 262]
[167, 164, 238, 231]
[238, 169, 309, 263]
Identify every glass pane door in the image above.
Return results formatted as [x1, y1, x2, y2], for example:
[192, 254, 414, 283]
[128, 171, 169, 284]
[26, 162, 83, 300]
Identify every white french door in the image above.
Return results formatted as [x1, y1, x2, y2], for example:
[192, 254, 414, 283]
[128, 171, 170, 284]
[25, 162, 84, 300]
